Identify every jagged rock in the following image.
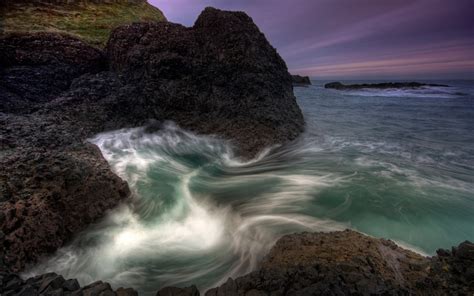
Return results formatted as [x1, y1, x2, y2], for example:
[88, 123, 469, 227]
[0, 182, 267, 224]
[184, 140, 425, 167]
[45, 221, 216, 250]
[116, 287, 139, 296]
[156, 285, 200, 296]
[1, 7, 303, 274]
[106, 7, 304, 156]
[324, 81, 449, 90]
[291, 75, 311, 86]
[0, 272, 136, 296]
[205, 230, 474, 295]
[0, 33, 105, 114]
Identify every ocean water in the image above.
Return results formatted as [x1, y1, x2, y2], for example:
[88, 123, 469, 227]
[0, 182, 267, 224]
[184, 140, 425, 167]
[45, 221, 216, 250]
[26, 81, 474, 294]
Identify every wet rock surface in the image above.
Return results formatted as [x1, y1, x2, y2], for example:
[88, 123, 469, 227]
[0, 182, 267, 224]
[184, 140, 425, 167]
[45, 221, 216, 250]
[1, 230, 472, 295]
[206, 230, 474, 295]
[1, 7, 303, 273]
[324, 81, 449, 90]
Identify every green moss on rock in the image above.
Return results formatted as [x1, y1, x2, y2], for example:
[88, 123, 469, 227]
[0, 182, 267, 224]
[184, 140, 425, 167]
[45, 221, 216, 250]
[0, 1, 166, 46]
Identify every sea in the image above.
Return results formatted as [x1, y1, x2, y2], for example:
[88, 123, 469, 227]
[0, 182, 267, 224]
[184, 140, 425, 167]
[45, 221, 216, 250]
[26, 80, 474, 295]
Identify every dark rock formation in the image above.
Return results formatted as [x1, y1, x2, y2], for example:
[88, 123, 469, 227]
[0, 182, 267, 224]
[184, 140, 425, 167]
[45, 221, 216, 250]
[2, 230, 472, 295]
[157, 285, 200, 296]
[291, 75, 311, 86]
[0, 33, 105, 114]
[106, 7, 304, 155]
[0, 272, 138, 296]
[325, 81, 449, 90]
[206, 230, 474, 295]
[0, 7, 303, 273]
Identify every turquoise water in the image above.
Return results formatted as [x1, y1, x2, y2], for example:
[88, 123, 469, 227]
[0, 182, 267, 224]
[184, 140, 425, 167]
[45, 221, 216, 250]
[27, 81, 474, 294]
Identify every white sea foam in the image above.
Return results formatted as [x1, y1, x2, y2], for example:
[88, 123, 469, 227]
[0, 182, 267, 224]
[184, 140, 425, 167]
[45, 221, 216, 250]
[25, 124, 345, 294]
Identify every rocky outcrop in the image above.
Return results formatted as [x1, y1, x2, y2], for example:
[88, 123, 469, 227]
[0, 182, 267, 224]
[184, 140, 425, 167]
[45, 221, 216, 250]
[0, 272, 138, 296]
[106, 7, 304, 155]
[291, 75, 311, 86]
[0, 33, 105, 114]
[0, 7, 303, 272]
[206, 230, 474, 295]
[2, 230, 472, 295]
[325, 81, 449, 90]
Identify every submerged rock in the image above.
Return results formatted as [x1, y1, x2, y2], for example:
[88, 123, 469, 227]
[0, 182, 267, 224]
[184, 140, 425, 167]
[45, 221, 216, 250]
[291, 75, 311, 86]
[325, 81, 449, 90]
[0, 7, 303, 272]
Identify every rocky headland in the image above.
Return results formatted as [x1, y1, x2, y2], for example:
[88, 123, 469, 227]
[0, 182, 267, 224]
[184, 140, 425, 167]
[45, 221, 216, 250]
[0, 2, 472, 296]
[325, 81, 450, 90]
[1, 5, 303, 274]
[291, 75, 311, 86]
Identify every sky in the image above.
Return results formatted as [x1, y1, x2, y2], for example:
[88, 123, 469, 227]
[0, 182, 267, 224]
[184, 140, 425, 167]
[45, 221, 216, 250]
[150, 0, 474, 79]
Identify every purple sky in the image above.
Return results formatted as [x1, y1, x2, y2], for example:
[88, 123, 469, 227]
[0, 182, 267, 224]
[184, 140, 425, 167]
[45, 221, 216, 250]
[150, 0, 474, 79]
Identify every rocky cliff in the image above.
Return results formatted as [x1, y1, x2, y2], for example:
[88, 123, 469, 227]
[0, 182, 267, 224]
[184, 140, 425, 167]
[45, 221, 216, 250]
[0, 7, 304, 272]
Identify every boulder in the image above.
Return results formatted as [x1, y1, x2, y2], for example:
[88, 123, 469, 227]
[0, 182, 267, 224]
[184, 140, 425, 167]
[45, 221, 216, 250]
[291, 75, 311, 86]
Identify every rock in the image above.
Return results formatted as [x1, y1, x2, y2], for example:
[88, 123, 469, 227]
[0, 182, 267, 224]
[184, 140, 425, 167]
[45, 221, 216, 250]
[157, 285, 200, 296]
[106, 7, 304, 156]
[116, 287, 138, 296]
[291, 75, 311, 86]
[1, 7, 303, 272]
[206, 230, 474, 295]
[0, 144, 130, 272]
[38, 274, 65, 293]
[82, 281, 113, 296]
[63, 279, 81, 292]
[0, 33, 105, 114]
[324, 81, 449, 90]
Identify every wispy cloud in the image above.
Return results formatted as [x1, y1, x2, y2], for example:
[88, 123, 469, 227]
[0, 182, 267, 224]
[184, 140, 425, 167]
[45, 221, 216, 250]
[149, 0, 474, 79]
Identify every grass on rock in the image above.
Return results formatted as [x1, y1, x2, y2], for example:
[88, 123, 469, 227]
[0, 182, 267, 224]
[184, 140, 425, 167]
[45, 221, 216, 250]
[0, 1, 166, 46]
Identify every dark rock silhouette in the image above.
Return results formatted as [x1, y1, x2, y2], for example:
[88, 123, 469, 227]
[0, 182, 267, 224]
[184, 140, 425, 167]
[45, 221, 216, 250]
[291, 75, 311, 86]
[325, 81, 449, 90]
[0, 7, 303, 272]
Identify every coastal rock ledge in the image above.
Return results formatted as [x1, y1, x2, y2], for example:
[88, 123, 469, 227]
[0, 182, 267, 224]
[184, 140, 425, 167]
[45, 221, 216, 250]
[1, 230, 473, 295]
[0, 7, 303, 273]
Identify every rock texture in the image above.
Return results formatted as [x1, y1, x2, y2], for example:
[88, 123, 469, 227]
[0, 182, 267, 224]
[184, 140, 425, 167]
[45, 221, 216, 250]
[106, 7, 304, 155]
[206, 230, 474, 295]
[291, 75, 311, 86]
[1, 230, 472, 295]
[0, 33, 105, 114]
[0, 272, 139, 296]
[0, 7, 304, 273]
[325, 81, 449, 90]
